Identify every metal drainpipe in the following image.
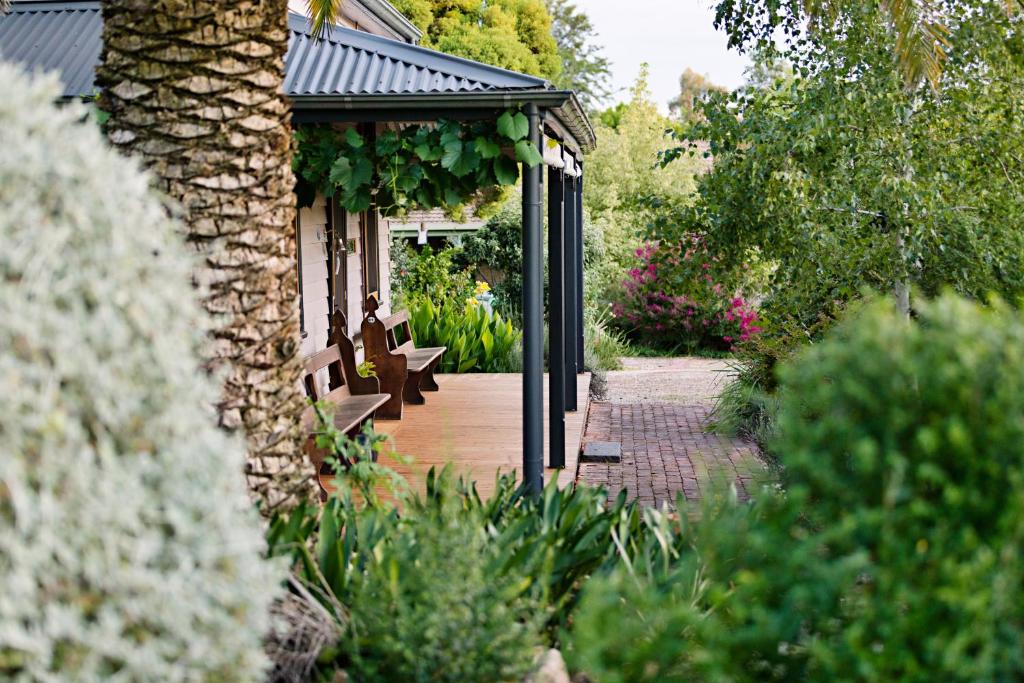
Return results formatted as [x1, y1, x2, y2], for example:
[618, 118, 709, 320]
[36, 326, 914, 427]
[521, 102, 544, 496]
[547, 163, 566, 469]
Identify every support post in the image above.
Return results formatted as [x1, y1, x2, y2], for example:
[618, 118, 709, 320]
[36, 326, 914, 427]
[547, 165, 566, 468]
[521, 103, 544, 496]
[575, 167, 585, 371]
[562, 173, 579, 410]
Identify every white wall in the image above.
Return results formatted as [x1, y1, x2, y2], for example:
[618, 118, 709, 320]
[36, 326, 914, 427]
[298, 198, 330, 359]
[298, 191, 395, 376]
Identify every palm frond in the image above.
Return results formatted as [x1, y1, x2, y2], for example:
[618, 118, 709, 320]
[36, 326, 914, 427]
[306, 0, 342, 41]
[1, 0, 11, 15]
[801, 0, 950, 90]
[881, 0, 951, 90]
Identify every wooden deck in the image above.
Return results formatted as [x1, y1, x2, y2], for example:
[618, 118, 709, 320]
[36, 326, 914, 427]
[373, 372, 591, 498]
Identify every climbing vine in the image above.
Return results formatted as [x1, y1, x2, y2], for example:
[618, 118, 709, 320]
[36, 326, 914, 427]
[293, 110, 543, 216]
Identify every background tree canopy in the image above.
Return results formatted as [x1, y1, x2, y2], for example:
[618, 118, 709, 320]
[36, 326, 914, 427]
[390, 0, 561, 78]
[545, 0, 612, 109]
[668, 68, 726, 123]
[665, 0, 1024, 331]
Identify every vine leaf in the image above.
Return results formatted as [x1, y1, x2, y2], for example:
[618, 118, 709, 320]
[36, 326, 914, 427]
[474, 136, 502, 159]
[494, 156, 519, 185]
[415, 142, 442, 161]
[514, 140, 543, 168]
[497, 111, 529, 141]
[443, 187, 463, 206]
[341, 185, 371, 213]
[441, 140, 480, 177]
[345, 127, 364, 148]
[350, 157, 373, 187]
[328, 156, 353, 187]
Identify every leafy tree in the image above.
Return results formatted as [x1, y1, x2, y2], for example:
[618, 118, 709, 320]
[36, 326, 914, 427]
[381, 0, 561, 78]
[546, 0, 612, 109]
[98, 0, 309, 512]
[670, 0, 1024, 328]
[584, 66, 708, 294]
[668, 67, 726, 122]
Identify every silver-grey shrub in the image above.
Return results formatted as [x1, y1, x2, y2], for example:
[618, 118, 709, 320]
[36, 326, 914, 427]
[0, 64, 283, 680]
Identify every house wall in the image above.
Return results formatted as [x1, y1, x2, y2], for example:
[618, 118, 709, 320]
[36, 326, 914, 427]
[298, 193, 393, 364]
[298, 198, 331, 358]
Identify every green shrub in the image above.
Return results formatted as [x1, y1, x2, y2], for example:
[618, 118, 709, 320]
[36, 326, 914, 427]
[0, 65, 282, 679]
[583, 306, 629, 371]
[267, 433, 690, 679]
[773, 294, 1024, 680]
[454, 200, 523, 317]
[391, 242, 471, 304]
[407, 296, 521, 372]
[571, 294, 1024, 682]
[345, 493, 543, 683]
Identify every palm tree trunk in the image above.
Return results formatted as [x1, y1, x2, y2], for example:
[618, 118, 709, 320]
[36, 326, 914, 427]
[97, 0, 310, 513]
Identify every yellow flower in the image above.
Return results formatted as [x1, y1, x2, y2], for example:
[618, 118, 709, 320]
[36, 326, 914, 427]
[474, 281, 491, 296]
[466, 297, 479, 307]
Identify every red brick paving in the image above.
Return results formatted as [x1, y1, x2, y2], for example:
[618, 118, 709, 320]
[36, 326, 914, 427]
[578, 402, 763, 507]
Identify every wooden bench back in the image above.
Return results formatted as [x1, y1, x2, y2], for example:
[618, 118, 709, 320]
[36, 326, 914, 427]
[364, 295, 416, 353]
[303, 345, 351, 401]
[303, 310, 380, 400]
[382, 311, 416, 354]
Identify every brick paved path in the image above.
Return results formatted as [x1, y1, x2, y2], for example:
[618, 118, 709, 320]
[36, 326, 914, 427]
[578, 358, 764, 507]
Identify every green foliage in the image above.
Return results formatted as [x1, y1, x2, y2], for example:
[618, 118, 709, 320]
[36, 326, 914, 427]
[583, 67, 708, 304]
[390, 0, 561, 78]
[391, 243, 472, 304]
[453, 199, 524, 314]
[671, 2, 1024, 326]
[268, 450, 692, 679]
[571, 294, 1024, 682]
[407, 297, 521, 373]
[545, 0, 611, 109]
[293, 113, 542, 215]
[583, 306, 629, 371]
[770, 294, 1024, 679]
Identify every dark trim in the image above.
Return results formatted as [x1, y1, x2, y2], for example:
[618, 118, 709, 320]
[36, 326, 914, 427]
[289, 91, 595, 152]
[547, 165, 566, 468]
[295, 210, 306, 338]
[575, 168, 585, 371]
[563, 174, 579, 409]
[363, 124, 381, 299]
[521, 102, 544, 497]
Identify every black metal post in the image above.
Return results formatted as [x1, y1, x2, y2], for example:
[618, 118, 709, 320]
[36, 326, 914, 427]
[547, 165, 566, 468]
[575, 167, 585, 371]
[562, 173, 579, 410]
[521, 103, 544, 496]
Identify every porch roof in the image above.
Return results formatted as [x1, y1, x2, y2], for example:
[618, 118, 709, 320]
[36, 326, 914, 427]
[0, 0, 595, 151]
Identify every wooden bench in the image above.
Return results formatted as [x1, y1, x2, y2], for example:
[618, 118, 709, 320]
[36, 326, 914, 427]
[360, 295, 445, 420]
[302, 310, 390, 500]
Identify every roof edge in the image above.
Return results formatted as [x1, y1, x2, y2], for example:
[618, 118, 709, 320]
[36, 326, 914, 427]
[290, 90, 596, 152]
[355, 0, 422, 43]
[285, 12, 550, 90]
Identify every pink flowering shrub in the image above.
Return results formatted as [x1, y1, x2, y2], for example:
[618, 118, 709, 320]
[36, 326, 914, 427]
[611, 238, 761, 351]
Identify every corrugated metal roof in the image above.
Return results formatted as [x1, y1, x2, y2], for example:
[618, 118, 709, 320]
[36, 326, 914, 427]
[0, 1, 102, 98]
[0, 0, 594, 149]
[0, 2, 548, 98]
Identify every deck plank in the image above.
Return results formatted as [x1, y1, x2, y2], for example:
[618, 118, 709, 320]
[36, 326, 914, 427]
[373, 373, 591, 499]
